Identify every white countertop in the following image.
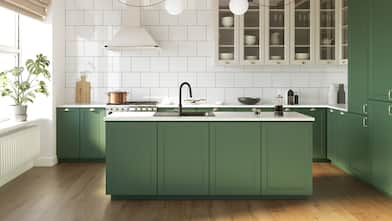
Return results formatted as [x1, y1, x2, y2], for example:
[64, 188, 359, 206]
[58, 103, 348, 112]
[105, 111, 315, 122]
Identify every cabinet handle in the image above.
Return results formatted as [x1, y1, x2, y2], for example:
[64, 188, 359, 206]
[64, 108, 69, 112]
[340, 112, 345, 116]
[389, 105, 392, 116]
[310, 108, 316, 112]
[89, 108, 95, 112]
[213, 108, 219, 112]
[389, 89, 392, 100]
[362, 104, 368, 114]
[329, 109, 334, 113]
[284, 108, 291, 112]
[362, 117, 368, 128]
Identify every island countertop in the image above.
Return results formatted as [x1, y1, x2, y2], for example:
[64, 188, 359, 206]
[104, 111, 315, 122]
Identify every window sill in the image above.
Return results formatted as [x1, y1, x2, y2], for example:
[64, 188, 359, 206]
[0, 119, 42, 137]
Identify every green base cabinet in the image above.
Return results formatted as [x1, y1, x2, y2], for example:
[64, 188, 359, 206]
[106, 122, 157, 196]
[57, 108, 80, 160]
[80, 108, 106, 159]
[369, 101, 392, 195]
[294, 108, 326, 161]
[57, 107, 106, 161]
[210, 123, 261, 195]
[158, 123, 209, 195]
[261, 122, 313, 196]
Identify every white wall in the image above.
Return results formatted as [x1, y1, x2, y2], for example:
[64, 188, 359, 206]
[63, 0, 347, 105]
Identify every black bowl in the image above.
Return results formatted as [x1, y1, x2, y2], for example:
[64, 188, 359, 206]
[238, 97, 261, 105]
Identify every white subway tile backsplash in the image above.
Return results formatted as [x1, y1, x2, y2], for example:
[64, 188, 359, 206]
[64, 4, 348, 104]
[187, 26, 206, 40]
[132, 57, 150, 72]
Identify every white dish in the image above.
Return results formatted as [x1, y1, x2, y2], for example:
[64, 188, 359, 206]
[322, 38, 333, 45]
[271, 56, 282, 60]
[246, 56, 258, 60]
[221, 17, 234, 27]
[220, 53, 234, 60]
[245, 35, 257, 45]
[295, 53, 310, 60]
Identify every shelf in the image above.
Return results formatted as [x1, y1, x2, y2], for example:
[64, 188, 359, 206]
[295, 45, 310, 47]
[270, 27, 285, 30]
[341, 44, 348, 47]
[320, 9, 336, 12]
[270, 9, 285, 12]
[295, 9, 310, 12]
[244, 27, 259, 30]
[320, 45, 336, 47]
[219, 27, 234, 30]
[270, 45, 285, 48]
[219, 9, 231, 12]
[219, 45, 235, 48]
[247, 9, 260, 12]
[320, 27, 336, 30]
[245, 45, 260, 48]
[295, 27, 310, 30]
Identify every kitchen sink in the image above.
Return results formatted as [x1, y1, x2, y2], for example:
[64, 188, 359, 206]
[154, 112, 215, 117]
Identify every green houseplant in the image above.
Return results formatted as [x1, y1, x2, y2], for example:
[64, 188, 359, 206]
[0, 54, 50, 122]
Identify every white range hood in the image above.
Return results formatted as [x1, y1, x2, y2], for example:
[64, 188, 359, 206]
[104, 7, 160, 50]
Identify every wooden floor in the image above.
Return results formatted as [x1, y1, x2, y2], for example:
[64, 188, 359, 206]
[0, 163, 392, 221]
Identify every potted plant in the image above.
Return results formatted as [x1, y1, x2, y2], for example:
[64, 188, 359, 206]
[0, 54, 50, 122]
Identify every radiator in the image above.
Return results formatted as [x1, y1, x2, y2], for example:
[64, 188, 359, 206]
[0, 126, 40, 187]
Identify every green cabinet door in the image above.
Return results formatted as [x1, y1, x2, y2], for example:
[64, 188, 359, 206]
[80, 108, 105, 160]
[261, 122, 313, 196]
[106, 122, 157, 196]
[294, 108, 326, 161]
[369, 101, 392, 195]
[370, 0, 392, 102]
[56, 108, 80, 160]
[346, 113, 370, 182]
[333, 111, 351, 172]
[348, 0, 370, 114]
[158, 122, 209, 195]
[327, 109, 338, 162]
[210, 123, 261, 195]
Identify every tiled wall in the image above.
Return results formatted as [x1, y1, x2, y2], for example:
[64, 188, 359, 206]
[64, 0, 348, 105]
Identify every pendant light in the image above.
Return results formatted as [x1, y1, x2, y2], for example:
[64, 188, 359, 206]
[229, 0, 249, 15]
[165, 0, 184, 15]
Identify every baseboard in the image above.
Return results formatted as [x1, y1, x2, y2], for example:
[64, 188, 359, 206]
[34, 156, 58, 167]
[0, 160, 34, 188]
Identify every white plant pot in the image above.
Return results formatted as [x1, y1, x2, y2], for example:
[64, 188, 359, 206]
[10, 105, 27, 122]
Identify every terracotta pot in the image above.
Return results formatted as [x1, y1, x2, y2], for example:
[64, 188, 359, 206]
[107, 92, 127, 105]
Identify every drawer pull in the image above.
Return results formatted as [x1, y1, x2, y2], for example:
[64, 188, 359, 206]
[89, 108, 95, 112]
[310, 108, 316, 112]
[340, 112, 345, 116]
[64, 108, 69, 112]
[389, 105, 392, 116]
[284, 108, 291, 112]
[329, 109, 334, 113]
[362, 104, 368, 114]
[213, 108, 219, 112]
[389, 89, 392, 100]
[362, 117, 368, 128]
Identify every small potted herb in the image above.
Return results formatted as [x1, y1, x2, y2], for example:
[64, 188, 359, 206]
[0, 54, 50, 122]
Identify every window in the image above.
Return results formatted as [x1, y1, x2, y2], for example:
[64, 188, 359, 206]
[0, 7, 19, 121]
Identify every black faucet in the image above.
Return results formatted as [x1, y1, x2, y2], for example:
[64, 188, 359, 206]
[179, 82, 192, 116]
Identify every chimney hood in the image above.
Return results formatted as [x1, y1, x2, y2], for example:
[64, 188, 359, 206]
[104, 27, 160, 50]
[104, 7, 160, 50]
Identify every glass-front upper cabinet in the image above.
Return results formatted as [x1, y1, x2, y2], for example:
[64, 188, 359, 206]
[339, 0, 348, 64]
[316, 0, 339, 64]
[265, 0, 290, 64]
[216, 0, 239, 64]
[240, 0, 263, 64]
[290, 0, 314, 64]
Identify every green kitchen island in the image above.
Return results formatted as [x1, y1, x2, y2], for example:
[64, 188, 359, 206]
[105, 111, 314, 199]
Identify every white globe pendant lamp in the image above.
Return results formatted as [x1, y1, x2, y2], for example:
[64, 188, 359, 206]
[165, 0, 184, 15]
[229, 0, 249, 15]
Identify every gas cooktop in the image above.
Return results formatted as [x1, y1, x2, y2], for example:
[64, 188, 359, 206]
[107, 101, 159, 106]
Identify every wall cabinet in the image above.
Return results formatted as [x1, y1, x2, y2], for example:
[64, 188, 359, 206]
[348, 0, 369, 115]
[369, 101, 392, 195]
[56, 108, 105, 161]
[158, 123, 209, 195]
[369, 0, 392, 102]
[106, 122, 157, 196]
[261, 122, 313, 196]
[210, 123, 261, 195]
[216, 0, 348, 65]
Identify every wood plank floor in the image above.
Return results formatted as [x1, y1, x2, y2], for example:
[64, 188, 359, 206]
[0, 163, 391, 221]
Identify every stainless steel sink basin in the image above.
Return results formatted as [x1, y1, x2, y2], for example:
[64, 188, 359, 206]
[154, 112, 215, 117]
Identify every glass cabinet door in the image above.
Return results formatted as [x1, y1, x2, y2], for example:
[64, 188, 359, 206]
[265, 0, 290, 64]
[240, 0, 263, 64]
[290, 0, 314, 64]
[340, 0, 348, 64]
[217, 0, 239, 64]
[317, 0, 338, 63]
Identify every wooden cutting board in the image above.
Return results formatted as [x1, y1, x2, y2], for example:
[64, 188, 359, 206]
[75, 75, 91, 104]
